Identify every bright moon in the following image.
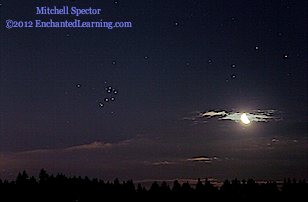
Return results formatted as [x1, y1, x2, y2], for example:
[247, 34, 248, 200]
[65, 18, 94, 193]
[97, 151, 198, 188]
[241, 113, 250, 124]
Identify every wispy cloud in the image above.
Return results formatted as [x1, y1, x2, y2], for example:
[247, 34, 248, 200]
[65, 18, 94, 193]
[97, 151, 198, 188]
[186, 156, 218, 163]
[65, 141, 111, 150]
[144, 161, 175, 165]
[200, 111, 228, 117]
[0, 137, 149, 173]
[18, 139, 133, 155]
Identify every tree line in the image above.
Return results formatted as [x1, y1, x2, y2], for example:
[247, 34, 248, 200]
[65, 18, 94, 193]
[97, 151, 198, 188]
[0, 169, 306, 201]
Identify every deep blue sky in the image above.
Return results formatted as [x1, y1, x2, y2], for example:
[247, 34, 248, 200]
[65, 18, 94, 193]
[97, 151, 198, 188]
[1, 0, 307, 183]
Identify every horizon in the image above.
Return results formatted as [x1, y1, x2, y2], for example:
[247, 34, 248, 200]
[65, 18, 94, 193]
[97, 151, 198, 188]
[1, 168, 302, 190]
[2, 170, 306, 201]
[0, 167, 302, 189]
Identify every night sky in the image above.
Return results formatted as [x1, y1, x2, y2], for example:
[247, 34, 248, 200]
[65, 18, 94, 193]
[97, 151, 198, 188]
[1, 0, 307, 183]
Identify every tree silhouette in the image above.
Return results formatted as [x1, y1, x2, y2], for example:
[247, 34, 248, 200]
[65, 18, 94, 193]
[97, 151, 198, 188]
[0, 169, 307, 201]
[149, 181, 160, 194]
[16, 170, 29, 185]
[38, 168, 49, 185]
[196, 178, 204, 192]
[160, 181, 171, 193]
[137, 183, 147, 194]
[123, 179, 136, 196]
[172, 180, 181, 193]
[181, 181, 193, 195]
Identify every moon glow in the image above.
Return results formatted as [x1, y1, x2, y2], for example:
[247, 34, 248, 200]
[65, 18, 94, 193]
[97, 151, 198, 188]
[241, 113, 250, 124]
